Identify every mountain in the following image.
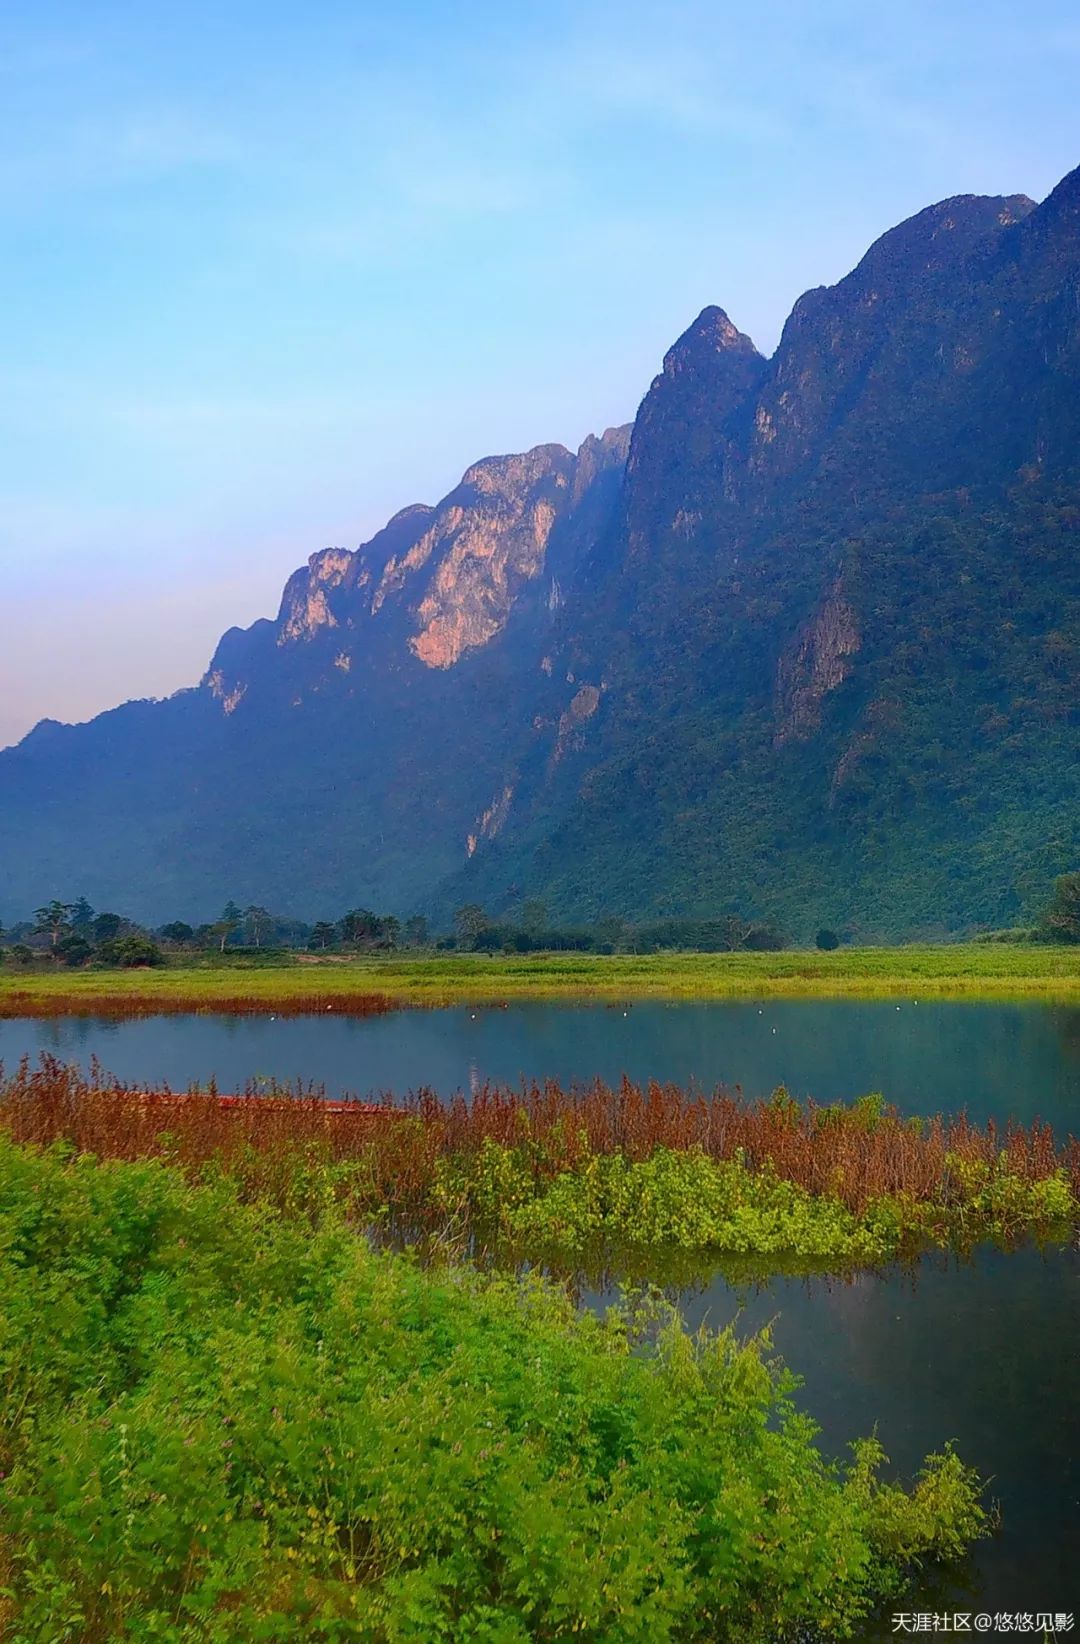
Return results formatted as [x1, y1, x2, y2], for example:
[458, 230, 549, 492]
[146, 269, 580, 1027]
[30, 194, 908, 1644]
[2, 167, 1079, 937]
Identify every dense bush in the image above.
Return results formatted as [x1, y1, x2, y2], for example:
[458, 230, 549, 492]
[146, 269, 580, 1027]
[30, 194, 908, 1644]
[95, 934, 165, 967]
[0, 1136, 987, 1641]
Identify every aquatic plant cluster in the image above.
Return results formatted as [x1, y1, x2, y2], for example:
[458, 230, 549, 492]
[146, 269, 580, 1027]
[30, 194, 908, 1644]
[0, 1131, 988, 1641]
[4, 1059, 1076, 1268]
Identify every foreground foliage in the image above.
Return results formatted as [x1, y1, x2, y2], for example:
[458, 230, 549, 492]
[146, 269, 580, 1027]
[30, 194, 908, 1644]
[0, 1136, 988, 1641]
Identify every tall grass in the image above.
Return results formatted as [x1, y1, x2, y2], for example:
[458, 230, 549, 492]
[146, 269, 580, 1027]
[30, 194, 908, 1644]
[0, 987, 394, 1018]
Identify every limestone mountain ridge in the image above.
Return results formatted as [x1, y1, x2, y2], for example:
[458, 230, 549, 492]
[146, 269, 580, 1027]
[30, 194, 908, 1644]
[2, 166, 1078, 937]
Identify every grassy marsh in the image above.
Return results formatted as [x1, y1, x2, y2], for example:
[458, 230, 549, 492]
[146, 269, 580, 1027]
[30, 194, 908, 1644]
[2, 942, 1080, 1016]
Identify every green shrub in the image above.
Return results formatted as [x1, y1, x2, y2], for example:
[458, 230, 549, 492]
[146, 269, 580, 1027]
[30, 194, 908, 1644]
[0, 1136, 988, 1640]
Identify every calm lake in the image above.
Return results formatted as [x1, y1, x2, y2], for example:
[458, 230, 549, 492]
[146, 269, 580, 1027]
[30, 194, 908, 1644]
[3, 998, 1078, 1621]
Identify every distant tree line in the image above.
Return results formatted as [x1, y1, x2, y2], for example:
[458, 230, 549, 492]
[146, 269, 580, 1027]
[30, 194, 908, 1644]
[1, 876, 1076, 968]
[0, 895, 795, 968]
[440, 903, 790, 955]
[0, 898, 434, 969]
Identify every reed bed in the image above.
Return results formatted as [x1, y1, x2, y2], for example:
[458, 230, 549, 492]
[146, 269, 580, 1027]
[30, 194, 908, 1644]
[412, 1078, 1080, 1215]
[3, 1056, 1076, 1226]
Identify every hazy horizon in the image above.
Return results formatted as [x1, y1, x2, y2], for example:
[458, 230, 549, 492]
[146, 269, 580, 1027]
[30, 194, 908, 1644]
[3, 0, 1079, 750]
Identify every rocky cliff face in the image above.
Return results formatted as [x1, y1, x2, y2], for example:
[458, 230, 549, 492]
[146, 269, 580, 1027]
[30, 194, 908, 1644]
[1, 167, 1078, 936]
[203, 431, 629, 717]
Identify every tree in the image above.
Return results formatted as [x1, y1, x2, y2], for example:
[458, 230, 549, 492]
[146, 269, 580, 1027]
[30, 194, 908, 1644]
[244, 905, 273, 948]
[69, 896, 95, 932]
[310, 921, 337, 951]
[92, 912, 125, 944]
[454, 904, 489, 947]
[33, 901, 74, 952]
[520, 899, 548, 939]
[159, 922, 194, 945]
[403, 914, 429, 948]
[213, 902, 243, 953]
[715, 914, 753, 952]
[594, 915, 628, 952]
[815, 928, 840, 951]
[56, 934, 93, 967]
[340, 909, 382, 949]
[1039, 872, 1080, 943]
[743, 924, 785, 952]
[382, 916, 401, 950]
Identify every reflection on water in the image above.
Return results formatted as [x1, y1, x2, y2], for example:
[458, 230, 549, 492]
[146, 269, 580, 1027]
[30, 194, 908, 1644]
[1, 1001, 1078, 1618]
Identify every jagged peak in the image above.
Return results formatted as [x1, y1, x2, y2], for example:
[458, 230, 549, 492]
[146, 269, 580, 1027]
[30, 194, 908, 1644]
[661, 306, 761, 377]
[777, 191, 1036, 359]
[575, 424, 632, 467]
[17, 717, 66, 749]
[305, 546, 354, 580]
[383, 502, 435, 530]
[579, 423, 632, 454]
[571, 425, 632, 507]
[1025, 160, 1080, 234]
[354, 502, 435, 575]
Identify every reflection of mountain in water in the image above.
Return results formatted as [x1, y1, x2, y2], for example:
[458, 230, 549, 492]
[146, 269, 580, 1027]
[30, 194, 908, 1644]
[2, 999, 1079, 1127]
[1049, 1005, 1080, 1068]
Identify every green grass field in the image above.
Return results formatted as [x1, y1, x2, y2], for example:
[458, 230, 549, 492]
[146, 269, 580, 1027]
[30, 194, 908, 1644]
[2, 943, 1080, 1015]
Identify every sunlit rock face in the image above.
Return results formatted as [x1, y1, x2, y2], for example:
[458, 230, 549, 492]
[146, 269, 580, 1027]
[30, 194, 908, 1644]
[247, 438, 628, 677]
[404, 449, 574, 668]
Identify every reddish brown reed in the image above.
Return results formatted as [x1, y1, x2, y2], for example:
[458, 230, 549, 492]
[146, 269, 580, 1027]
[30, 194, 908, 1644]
[2, 1057, 1077, 1216]
[0, 992, 395, 1020]
[0, 1056, 391, 1163]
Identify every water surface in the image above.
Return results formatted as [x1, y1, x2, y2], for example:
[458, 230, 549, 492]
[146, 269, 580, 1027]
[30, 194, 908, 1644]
[4, 998, 1079, 1130]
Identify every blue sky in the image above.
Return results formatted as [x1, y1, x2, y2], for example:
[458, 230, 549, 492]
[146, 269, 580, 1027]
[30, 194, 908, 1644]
[2, 0, 1078, 748]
